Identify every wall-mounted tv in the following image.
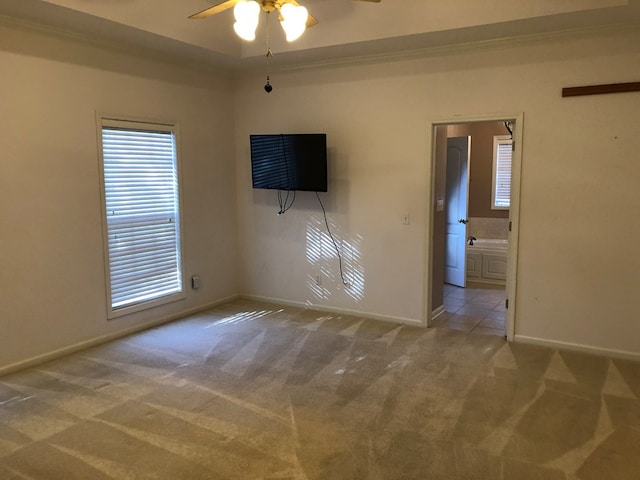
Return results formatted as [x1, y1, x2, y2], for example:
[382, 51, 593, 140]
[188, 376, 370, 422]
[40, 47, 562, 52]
[250, 133, 327, 192]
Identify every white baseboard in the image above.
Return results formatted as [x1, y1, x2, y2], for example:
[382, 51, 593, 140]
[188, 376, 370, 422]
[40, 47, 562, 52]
[0, 295, 240, 378]
[6, 295, 637, 377]
[241, 294, 424, 328]
[431, 305, 447, 323]
[514, 334, 640, 362]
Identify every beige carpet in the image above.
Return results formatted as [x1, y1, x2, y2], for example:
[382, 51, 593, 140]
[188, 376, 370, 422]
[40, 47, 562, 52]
[1, 299, 639, 479]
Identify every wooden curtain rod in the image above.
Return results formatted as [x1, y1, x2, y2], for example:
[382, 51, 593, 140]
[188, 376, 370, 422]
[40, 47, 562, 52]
[562, 82, 640, 97]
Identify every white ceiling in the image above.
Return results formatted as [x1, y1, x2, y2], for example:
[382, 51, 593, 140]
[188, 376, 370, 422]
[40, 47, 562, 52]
[1, 0, 639, 71]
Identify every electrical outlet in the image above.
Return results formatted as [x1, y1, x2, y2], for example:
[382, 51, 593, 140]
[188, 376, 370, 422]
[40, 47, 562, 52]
[402, 214, 410, 225]
[191, 274, 200, 290]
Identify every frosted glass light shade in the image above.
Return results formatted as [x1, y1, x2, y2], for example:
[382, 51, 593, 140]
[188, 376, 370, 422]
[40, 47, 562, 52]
[233, 0, 260, 41]
[280, 3, 308, 42]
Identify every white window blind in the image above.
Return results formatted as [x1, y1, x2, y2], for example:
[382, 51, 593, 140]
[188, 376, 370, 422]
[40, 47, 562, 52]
[100, 121, 183, 315]
[492, 135, 512, 210]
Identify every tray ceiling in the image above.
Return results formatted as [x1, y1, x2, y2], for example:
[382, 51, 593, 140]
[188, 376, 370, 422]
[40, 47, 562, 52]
[1, 0, 638, 70]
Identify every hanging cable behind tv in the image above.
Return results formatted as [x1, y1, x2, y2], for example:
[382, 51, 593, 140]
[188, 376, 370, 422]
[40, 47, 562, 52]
[315, 192, 349, 287]
[273, 189, 349, 288]
[277, 189, 296, 214]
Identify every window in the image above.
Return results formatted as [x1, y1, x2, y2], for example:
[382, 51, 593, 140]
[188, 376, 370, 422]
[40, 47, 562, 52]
[492, 135, 512, 210]
[98, 118, 184, 318]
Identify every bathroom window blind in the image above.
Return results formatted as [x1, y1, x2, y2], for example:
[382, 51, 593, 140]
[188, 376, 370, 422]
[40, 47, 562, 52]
[492, 135, 512, 210]
[99, 119, 184, 317]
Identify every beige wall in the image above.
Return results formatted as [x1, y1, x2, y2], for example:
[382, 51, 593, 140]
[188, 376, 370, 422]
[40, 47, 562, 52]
[234, 26, 640, 356]
[471, 123, 510, 219]
[2, 19, 639, 371]
[0, 23, 239, 372]
[446, 122, 510, 219]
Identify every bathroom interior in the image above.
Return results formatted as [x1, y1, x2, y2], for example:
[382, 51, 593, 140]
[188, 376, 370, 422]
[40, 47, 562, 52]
[432, 120, 512, 337]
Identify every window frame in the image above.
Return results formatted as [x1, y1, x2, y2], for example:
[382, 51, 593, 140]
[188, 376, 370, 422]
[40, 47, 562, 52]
[492, 135, 513, 210]
[97, 115, 186, 319]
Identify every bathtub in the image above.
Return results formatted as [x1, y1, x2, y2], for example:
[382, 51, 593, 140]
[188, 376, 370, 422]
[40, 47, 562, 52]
[467, 238, 508, 284]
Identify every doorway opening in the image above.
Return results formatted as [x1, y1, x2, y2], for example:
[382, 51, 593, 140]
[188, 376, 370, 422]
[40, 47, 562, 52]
[426, 115, 523, 341]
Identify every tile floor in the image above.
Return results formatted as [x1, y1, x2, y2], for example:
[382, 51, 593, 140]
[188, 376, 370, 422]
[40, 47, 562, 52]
[434, 282, 507, 336]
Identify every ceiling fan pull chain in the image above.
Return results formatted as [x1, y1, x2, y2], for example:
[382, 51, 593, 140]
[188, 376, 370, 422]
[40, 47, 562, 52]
[264, 11, 273, 92]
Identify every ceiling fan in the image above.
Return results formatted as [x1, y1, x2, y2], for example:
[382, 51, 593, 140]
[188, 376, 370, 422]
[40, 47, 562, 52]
[189, 0, 382, 42]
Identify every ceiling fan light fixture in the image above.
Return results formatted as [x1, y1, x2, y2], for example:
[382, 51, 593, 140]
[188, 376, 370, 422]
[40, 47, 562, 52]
[233, 0, 260, 41]
[280, 3, 308, 42]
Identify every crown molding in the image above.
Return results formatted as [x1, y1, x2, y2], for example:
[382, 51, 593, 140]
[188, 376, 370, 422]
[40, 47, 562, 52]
[238, 20, 640, 76]
[0, 13, 237, 77]
[2, 10, 639, 78]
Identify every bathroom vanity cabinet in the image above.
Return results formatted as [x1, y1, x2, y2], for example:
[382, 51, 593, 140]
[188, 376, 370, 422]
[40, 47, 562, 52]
[466, 251, 507, 285]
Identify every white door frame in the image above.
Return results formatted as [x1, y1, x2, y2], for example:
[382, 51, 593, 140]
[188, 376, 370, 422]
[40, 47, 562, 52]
[424, 113, 524, 342]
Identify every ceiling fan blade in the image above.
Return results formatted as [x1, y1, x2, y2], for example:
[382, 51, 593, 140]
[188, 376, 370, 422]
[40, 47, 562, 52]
[190, 0, 320, 27]
[279, 0, 319, 27]
[189, 0, 241, 19]
[278, 13, 318, 27]
[306, 13, 319, 28]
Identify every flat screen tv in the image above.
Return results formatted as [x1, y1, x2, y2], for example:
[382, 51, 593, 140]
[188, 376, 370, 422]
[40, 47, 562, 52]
[250, 134, 327, 192]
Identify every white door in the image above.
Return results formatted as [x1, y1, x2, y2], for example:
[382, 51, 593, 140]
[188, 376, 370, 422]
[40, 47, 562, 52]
[444, 136, 470, 287]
